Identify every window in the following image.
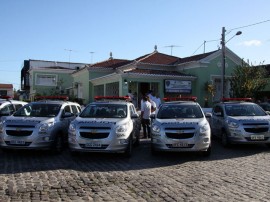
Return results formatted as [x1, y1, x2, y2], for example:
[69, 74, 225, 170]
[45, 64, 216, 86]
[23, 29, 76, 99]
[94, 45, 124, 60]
[0, 104, 15, 115]
[71, 105, 80, 114]
[36, 74, 57, 86]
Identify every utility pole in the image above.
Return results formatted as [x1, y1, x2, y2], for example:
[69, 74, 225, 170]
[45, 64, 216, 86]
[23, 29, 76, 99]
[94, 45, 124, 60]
[221, 27, 226, 99]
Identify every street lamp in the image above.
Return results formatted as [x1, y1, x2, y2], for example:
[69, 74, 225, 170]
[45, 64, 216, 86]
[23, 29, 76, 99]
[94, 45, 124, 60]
[220, 27, 242, 99]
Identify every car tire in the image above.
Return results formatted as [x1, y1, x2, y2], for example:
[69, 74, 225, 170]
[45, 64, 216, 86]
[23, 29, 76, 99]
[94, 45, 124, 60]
[202, 145, 211, 157]
[134, 133, 140, 147]
[151, 145, 159, 155]
[265, 143, 270, 148]
[221, 131, 231, 147]
[52, 135, 64, 154]
[124, 137, 132, 157]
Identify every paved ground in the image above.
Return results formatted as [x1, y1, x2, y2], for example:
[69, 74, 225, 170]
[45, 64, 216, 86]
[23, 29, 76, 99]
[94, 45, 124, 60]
[0, 137, 270, 202]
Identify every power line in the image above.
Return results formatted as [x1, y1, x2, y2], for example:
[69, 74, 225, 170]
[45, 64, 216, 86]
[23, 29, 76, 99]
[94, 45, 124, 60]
[192, 19, 270, 55]
[227, 19, 270, 34]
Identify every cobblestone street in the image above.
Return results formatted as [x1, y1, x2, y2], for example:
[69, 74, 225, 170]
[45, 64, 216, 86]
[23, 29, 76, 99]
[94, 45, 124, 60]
[0, 138, 270, 201]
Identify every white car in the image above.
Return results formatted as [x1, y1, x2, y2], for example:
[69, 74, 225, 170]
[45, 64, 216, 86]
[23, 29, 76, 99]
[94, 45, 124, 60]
[0, 96, 81, 153]
[0, 98, 28, 120]
[151, 97, 211, 156]
[210, 98, 270, 147]
[68, 96, 141, 157]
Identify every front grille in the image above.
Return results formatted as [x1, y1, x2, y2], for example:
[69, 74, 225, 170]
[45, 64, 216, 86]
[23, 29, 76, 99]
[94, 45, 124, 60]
[79, 144, 109, 150]
[5, 141, 31, 146]
[6, 125, 35, 128]
[166, 133, 194, 139]
[165, 127, 195, 130]
[166, 144, 194, 148]
[6, 130, 33, 136]
[80, 132, 110, 139]
[79, 126, 111, 130]
[244, 128, 269, 133]
[245, 137, 269, 141]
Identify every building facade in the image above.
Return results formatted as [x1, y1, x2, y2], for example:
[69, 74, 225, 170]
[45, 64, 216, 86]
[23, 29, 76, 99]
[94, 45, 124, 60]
[21, 47, 269, 107]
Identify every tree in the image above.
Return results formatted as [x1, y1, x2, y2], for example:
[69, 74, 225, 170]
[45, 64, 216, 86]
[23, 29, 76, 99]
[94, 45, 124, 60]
[230, 62, 268, 98]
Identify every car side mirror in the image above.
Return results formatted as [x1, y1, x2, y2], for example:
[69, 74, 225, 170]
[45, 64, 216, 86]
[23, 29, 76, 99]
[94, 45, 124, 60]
[150, 114, 155, 119]
[215, 112, 223, 117]
[63, 112, 74, 118]
[131, 113, 139, 119]
[205, 112, 212, 118]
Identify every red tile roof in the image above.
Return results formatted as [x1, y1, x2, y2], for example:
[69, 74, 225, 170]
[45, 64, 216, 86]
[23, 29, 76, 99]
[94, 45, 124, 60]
[0, 84, 13, 88]
[88, 58, 131, 69]
[135, 52, 180, 65]
[124, 68, 194, 77]
[178, 51, 218, 64]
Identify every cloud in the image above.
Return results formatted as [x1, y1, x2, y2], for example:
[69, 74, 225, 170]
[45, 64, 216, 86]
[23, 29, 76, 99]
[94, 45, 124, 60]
[238, 40, 262, 47]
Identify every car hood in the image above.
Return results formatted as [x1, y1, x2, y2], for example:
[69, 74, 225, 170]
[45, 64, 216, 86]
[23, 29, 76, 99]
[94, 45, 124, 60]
[228, 116, 270, 123]
[4, 116, 54, 125]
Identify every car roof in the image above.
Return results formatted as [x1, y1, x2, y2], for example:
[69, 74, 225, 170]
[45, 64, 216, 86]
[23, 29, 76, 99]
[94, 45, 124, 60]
[0, 100, 27, 104]
[162, 101, 199, 105]
[30, 100, 80, 105]
[91, 101, 131, 105]
[220, 101, 256, 105]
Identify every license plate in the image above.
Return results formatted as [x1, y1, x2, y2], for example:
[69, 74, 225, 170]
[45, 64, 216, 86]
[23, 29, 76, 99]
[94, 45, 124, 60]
[85, 142, 101, 148]
[250, 135, 264, 140]
[172, 142, 189, 147]
[10, 140, 25, 145]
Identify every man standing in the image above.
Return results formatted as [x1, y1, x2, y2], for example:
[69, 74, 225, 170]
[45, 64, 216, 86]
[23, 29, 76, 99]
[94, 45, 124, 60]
[141, 95, 151, 139]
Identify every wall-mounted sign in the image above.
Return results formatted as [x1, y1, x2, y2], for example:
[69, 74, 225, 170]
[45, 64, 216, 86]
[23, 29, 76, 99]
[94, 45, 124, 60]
[164, 80, 192, 94]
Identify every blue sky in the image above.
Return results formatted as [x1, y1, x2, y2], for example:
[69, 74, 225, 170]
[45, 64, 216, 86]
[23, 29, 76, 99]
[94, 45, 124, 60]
[1, 0, 270, 90]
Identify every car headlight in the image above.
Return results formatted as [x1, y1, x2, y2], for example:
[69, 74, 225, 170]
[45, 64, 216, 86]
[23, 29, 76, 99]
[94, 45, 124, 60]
[116, 123, 129, 134]
[200, 123, 210, 134]
[227, 120, 239, 128]
[152, 124, 161, 133]
[69, 123, 76, 136]
[39, 122, 54, 132]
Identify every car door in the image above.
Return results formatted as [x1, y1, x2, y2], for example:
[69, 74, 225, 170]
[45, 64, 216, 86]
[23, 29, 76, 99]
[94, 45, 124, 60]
[211, 105, 224, 137]
[129, 105, 139, 142]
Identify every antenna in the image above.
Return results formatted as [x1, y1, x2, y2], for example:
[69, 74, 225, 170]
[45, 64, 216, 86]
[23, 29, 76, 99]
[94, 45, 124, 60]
[164, 45, 182, 55]
[89, 51, 95, 63]
[64, 49, 78, 63]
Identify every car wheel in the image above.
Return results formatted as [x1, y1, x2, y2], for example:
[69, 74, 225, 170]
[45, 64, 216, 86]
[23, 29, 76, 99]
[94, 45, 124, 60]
[202, 145, 211, 157]
[53, 135, 63, 154]
[221, 131, 230, 147]
[265, 143, 270, 148]
[124, 137, 132, 157]
[151, 145, 159, 155]
[134, 133, 140, 147]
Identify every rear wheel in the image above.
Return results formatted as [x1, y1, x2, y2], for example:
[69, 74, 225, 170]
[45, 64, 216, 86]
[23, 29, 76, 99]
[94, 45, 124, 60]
[265, 143, 270, 148]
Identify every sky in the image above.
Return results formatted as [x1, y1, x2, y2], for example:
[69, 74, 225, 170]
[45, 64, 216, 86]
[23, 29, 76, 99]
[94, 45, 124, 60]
[1, 0, 270, 90]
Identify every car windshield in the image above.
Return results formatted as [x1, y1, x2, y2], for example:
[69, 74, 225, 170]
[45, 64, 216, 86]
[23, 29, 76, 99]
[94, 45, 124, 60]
[225, 104, 266, 116]
[13, 103, 61, 117]
[80, 104, 127, 118]
[259, 103, 270, 111]
[157, 104, 204, 119]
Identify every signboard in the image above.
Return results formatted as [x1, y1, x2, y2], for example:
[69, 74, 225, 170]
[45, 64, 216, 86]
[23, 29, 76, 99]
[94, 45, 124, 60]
[164, 80, 192, 94]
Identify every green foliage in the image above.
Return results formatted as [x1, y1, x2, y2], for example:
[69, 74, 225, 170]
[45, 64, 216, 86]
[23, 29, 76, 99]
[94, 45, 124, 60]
[230, 63, 268, 98]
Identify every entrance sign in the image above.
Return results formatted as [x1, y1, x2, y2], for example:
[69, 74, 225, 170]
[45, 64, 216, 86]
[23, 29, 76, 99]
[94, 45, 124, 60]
[164, 80, 192, 93]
